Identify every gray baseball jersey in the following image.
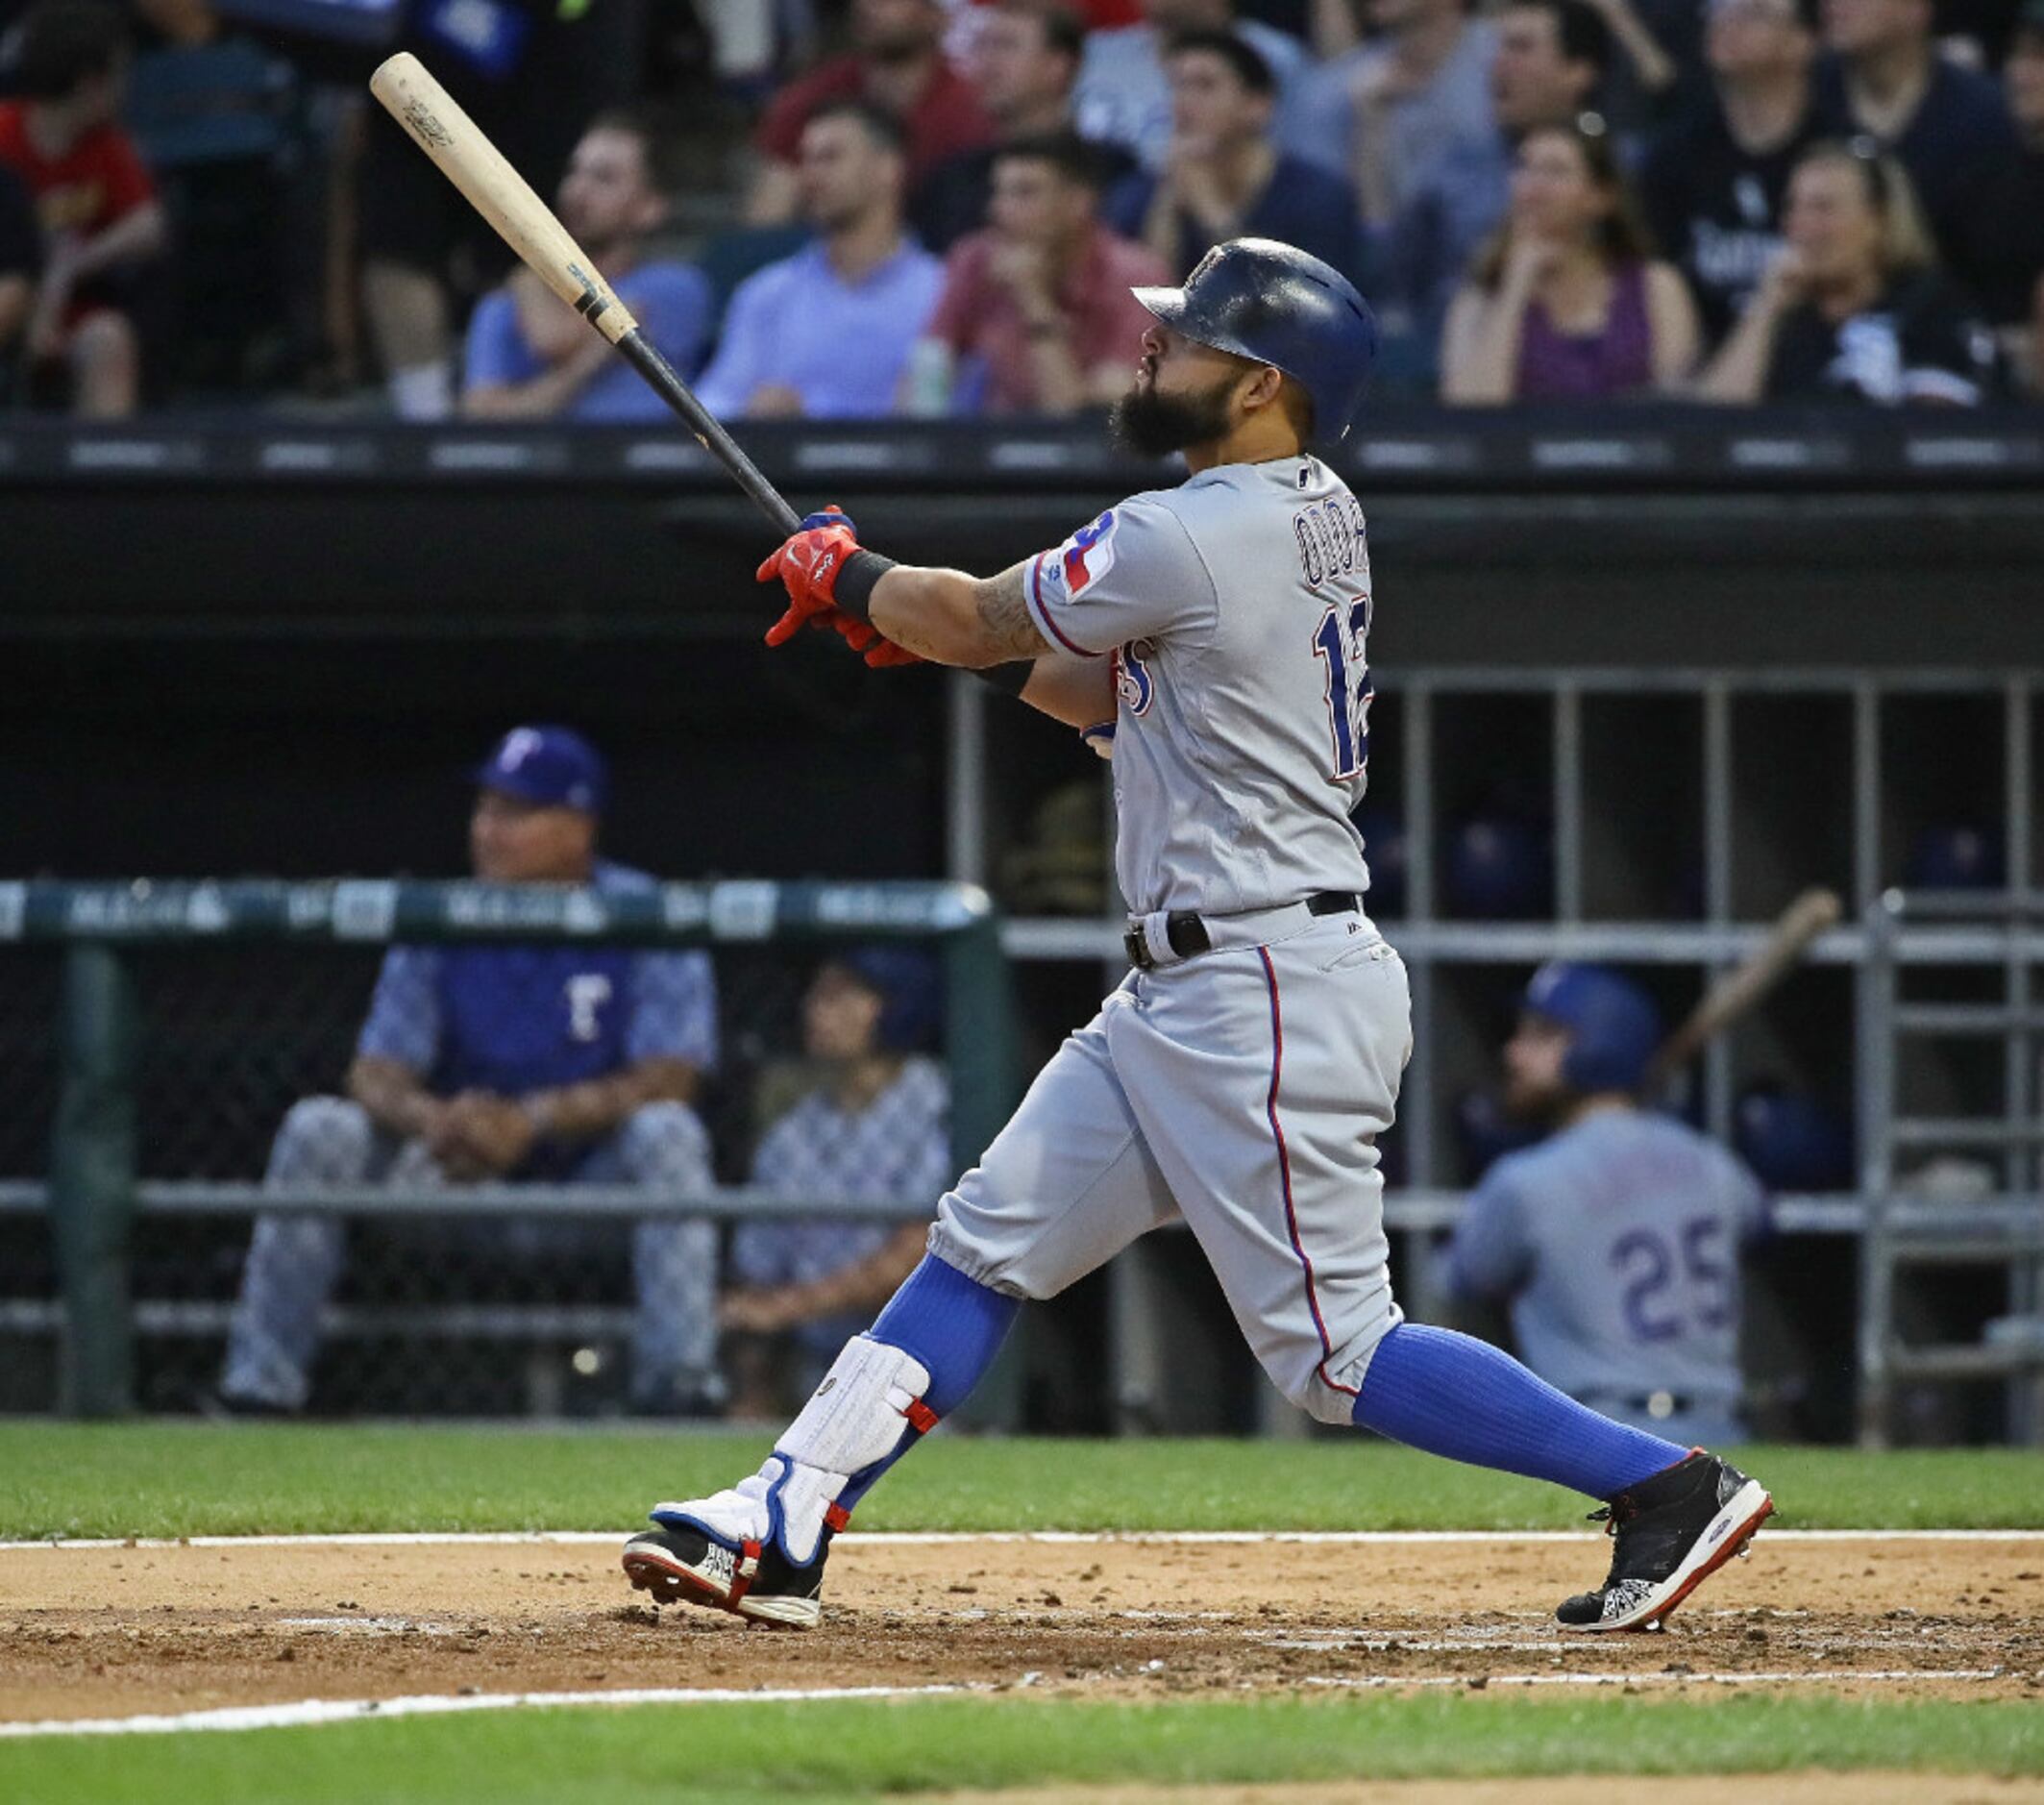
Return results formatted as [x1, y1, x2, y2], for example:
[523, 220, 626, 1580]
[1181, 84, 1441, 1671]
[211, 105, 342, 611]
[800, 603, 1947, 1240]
[929, 456, 1411, 1426]
[1022, 457, 1376, 918]
[1449, 1110, 1765, 1441]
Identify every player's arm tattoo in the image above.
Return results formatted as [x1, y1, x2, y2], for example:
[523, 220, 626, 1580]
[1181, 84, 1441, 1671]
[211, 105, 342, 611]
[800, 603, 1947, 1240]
[872, 557, 1050, 667]
[970, 559, 1051, 664]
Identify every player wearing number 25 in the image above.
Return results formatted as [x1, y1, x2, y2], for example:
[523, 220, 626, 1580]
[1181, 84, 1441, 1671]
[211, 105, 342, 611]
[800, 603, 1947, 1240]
[1450, 964, 1767, 1447]
[217, 728, 725, 1419]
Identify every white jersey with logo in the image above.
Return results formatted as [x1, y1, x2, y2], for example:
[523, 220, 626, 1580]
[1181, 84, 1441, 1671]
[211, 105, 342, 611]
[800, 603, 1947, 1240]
[1022, 456, 1376, 918]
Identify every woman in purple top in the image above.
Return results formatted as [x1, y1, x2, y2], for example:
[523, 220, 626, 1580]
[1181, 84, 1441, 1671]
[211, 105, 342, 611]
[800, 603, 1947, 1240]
[1441, 121, 1698, 403]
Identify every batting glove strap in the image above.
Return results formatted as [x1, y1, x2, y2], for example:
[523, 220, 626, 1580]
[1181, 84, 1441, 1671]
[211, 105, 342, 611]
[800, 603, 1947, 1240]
[831, 549, 897, 625]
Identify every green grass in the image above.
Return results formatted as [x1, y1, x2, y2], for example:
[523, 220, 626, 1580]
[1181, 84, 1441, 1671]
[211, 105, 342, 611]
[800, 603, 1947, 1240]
[3, 1424, 2042, 1540]
[5, 1695, 2042, 1804]
[6, 1434, 2041, 1799]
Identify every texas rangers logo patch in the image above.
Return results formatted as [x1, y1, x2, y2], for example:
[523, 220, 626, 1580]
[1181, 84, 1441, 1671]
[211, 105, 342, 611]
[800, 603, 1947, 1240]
[1059, 510, 1119, 595]
[1115, 640, 1155, 716]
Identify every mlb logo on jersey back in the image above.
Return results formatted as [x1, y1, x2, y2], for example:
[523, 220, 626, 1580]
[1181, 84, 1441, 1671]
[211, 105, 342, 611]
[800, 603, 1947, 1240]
[1058, 510, 1119, 596]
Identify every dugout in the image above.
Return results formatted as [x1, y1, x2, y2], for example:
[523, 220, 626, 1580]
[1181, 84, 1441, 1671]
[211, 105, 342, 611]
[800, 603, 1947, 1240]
[3, 407, 2042, 1442]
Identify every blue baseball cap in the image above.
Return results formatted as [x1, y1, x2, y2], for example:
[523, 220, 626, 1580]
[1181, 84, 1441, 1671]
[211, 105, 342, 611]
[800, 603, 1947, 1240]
[473, 726, 608, 814]
[833, 944, 943, 1053]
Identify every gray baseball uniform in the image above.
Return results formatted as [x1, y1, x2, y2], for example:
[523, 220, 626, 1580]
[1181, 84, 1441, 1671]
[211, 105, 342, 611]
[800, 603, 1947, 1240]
[1449, 1110, 1766, 1445]
[928, 457, 1413, 1424]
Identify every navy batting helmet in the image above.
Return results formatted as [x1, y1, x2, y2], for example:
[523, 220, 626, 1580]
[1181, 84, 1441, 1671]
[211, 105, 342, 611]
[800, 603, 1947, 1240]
[1522, 963, 1662, 1095]
[1131, 238, 1379, 443]
[1906, 823, 2006, 890]
[835, 945, 942, 1054]
[1735, 1084, 1855, 1191]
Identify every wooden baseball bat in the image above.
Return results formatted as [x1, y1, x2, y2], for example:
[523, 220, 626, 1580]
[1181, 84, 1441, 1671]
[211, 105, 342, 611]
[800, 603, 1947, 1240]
[367, 52, 801, 537]
[1642, 885, 1843, 1091]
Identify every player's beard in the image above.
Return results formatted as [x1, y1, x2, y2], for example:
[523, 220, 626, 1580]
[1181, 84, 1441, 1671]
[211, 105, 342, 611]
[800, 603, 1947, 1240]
[1109, 373, 1236, 459]
[1502, 1074, 1568, 1127]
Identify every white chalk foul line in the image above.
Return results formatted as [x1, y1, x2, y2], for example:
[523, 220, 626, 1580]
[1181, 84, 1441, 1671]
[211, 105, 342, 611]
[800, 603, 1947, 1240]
[1303, 1669, 2008, 1693]
[0, 1665, 2017, 1741]
[0, 1683, 984, 1740]
[2, 1528, 2040, 1553]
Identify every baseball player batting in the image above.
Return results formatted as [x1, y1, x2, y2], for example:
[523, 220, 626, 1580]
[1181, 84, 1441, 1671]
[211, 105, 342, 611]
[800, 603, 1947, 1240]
[622, 238, 1775, 1633]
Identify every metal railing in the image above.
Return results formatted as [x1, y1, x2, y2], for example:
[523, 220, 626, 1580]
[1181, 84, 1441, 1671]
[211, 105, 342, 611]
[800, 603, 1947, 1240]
[9, 878, 1015, 1418]
[1858, 889, 2044, 1446]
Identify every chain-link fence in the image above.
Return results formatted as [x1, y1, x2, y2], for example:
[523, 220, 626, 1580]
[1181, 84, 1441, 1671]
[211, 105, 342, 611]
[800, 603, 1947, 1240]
[1, 879, 1013, 1421]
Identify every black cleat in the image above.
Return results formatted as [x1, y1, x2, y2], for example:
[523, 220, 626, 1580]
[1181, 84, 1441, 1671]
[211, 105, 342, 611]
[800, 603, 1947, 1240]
[621, 1521, 829, 1629]
[1557, 1450, 1774, 1632]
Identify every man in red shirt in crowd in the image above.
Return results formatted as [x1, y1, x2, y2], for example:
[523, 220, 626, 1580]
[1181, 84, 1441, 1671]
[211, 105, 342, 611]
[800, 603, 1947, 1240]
[915, 132, 1170, 414]
[0, 0, 166, 416]
[749, 0, 996, 223]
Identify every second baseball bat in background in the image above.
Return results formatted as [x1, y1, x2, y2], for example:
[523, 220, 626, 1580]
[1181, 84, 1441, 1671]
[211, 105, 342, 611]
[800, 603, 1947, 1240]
[1642, 885, 1843, 1092]
[367, 52, 802, 537]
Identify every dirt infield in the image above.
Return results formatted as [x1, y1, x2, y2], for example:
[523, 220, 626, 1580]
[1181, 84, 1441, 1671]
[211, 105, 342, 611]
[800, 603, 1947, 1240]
[2, 1534, 2042, 1724]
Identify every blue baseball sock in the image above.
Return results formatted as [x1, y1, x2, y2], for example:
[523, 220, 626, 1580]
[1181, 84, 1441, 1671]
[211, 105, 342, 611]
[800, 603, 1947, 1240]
[834, 1253, 1020, 1513]
[1352, 1322, 1687, 1500]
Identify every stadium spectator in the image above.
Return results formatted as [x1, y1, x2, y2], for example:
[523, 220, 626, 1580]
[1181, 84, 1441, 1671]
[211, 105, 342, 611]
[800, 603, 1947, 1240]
[1812, 0, 2019, 305]
[0, 164, 37, 386]
[747, 0, 995, 226]
[1071, 0, 1306, 171]
[0, 0, 164, 417]
[1276, 0, 1499, 242]
[919, 1, 1137, 253]
[1641, 0, 1822, 348]
[914, 133, 1169, 414]
[1699, 141, 2000, 403]
[216, 728, 725, 1419]
[1449, 965, 1765, 1447]
[723, 948, 949, 1416]
[461, 111, 711, 422]
[1106, 30, 1358, 279]
[355, 3, 629, 420]
[1380, 0, 1613, 381]
[1441, 119, 1698, 401]
[1997, 0, 2044, 391]
[695, 102, 943, 420]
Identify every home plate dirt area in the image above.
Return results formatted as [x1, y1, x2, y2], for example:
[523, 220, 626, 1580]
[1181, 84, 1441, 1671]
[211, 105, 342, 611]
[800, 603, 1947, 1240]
[2, 1534, 2041, 1722]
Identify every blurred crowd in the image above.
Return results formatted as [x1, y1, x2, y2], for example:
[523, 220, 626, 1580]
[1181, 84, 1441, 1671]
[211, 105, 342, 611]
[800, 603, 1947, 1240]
[1, 0, 2039, 419]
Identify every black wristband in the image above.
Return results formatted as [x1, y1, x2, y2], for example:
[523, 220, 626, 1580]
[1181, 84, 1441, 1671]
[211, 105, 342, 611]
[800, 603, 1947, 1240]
[973, 660, 1033, 698]
[832, 549, 897, 624]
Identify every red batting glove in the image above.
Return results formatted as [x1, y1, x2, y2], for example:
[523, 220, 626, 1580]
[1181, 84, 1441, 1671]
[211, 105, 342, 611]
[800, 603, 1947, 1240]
[759, 511, 861, 647]
[763, 603, 923, 666]
[758, 506, 921, 666]
[862, 638, 923, 668]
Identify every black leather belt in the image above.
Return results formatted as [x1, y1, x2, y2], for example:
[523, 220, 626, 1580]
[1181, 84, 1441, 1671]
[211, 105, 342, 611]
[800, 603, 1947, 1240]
[1123, 890, 1360, 973]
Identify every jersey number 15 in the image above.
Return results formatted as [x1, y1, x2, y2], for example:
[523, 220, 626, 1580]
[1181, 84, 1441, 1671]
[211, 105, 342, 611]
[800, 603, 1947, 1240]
[1313, 595, 1374, 783]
